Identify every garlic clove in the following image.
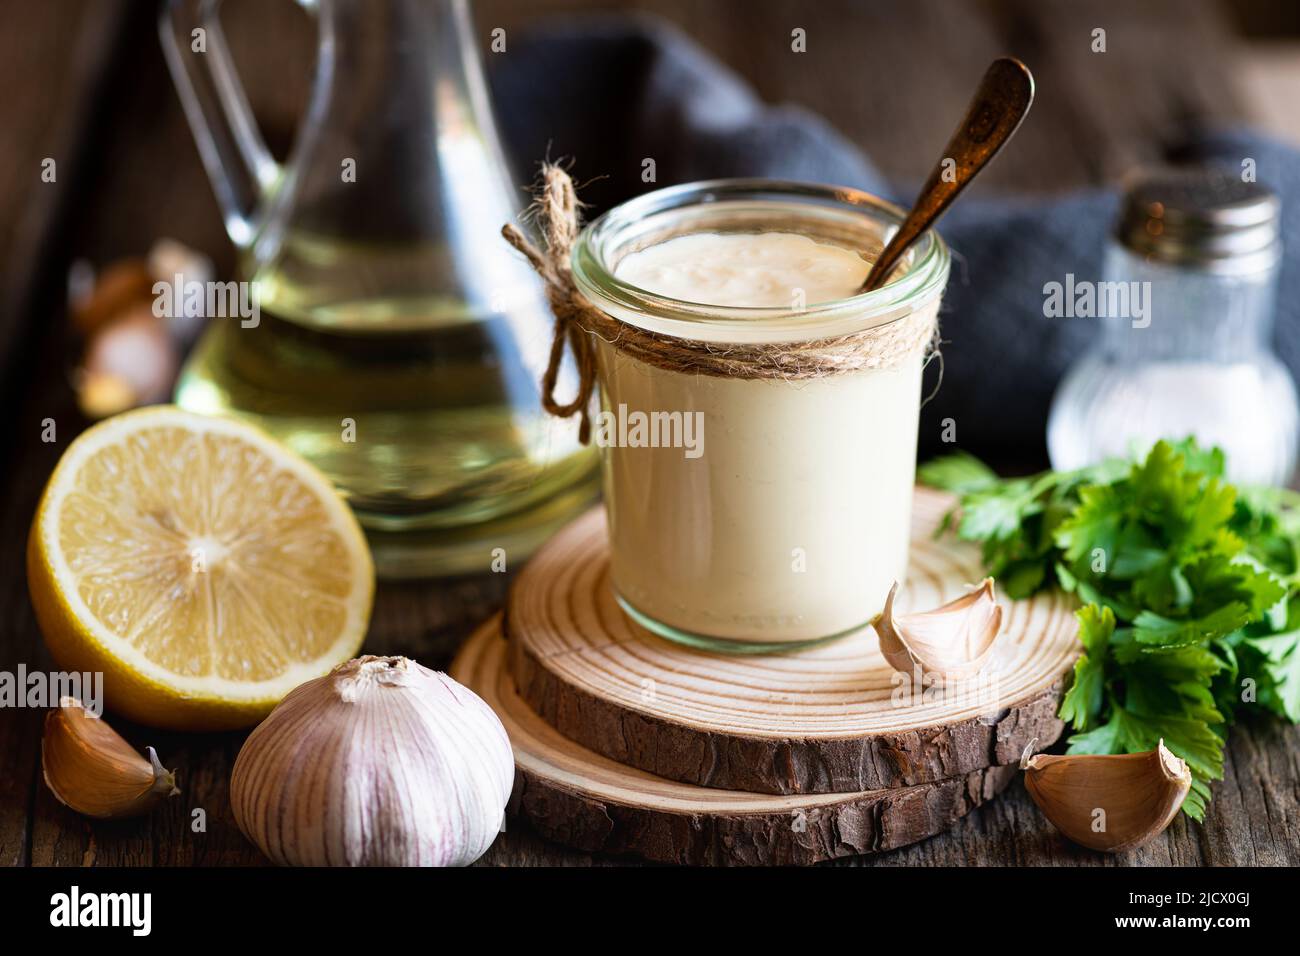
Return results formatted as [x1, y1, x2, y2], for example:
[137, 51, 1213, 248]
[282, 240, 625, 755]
[230, 655, 515, 867]
[1021, 739, 1192, 853]
[873, 578, 1002, 682]
[147, 237, 214, 348]
[76, 305, 178, 419]
[75, 371, 137, 420]
[69, 258, 155, 337]
[42, 697, 180, 819]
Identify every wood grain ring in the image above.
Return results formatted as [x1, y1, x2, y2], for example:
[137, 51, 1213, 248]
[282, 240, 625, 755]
[452, 617, 1019, 865]
[506, 488, 1077, 794]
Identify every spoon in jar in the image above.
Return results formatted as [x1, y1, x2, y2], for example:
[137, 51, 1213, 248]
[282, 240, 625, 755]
[860, 56, 1035, 293]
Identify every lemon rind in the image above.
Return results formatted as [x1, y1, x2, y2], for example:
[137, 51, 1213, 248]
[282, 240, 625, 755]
[31, 406, 374, 705]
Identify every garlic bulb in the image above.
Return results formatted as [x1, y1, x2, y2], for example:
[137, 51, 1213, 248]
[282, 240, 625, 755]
[42, 697, 179, 818]
[873, 578, 1002, 682]
[230, 656, 514, 867]
[1021, 739, 1192, 852]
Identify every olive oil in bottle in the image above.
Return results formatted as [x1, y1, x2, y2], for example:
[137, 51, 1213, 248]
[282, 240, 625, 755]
[163, 0, 600, 576]
[176, 286, 598, 577]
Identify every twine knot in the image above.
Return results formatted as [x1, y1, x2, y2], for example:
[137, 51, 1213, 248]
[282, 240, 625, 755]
[501, 164, 600, 444]
[502, 164, 941, 446]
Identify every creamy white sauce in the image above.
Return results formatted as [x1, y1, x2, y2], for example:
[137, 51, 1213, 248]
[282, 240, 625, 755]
[614, 231, 871, 307]
[599, 231, 930, 644]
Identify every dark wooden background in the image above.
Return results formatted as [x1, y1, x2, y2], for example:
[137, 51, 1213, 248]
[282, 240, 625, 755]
[2, 0, 1298, 867]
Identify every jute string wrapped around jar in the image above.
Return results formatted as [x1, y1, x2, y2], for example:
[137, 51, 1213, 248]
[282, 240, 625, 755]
[501, 164, 940, 444]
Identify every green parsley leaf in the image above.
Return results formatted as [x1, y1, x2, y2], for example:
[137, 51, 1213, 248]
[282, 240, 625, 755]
[1132, 604, 1252, 650]
[916, 451, 999, 494]
[1243, 630, 1300, 722]
[1057, 605, 1113, 731]
[921, 437, 1300, 819]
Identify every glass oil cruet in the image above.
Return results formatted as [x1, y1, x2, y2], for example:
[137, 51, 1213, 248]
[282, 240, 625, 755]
[159, 0, 599, 577]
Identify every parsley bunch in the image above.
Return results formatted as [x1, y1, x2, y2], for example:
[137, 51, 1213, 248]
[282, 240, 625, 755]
[920, 439, 1300, 818]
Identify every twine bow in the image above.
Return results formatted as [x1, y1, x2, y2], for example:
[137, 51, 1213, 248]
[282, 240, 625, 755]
[502, 164, 942, 446]
[501, 164, 601, 444]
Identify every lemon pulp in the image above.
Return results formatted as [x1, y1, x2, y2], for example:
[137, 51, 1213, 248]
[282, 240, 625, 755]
[28, 406, 374, 730]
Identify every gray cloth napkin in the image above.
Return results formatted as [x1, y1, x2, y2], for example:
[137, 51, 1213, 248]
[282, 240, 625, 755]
[491, 16, 1300, 462]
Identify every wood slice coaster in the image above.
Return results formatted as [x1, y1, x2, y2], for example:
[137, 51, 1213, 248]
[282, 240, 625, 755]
[452, 617, 1018, 866]
[507, 487, 1078, 795]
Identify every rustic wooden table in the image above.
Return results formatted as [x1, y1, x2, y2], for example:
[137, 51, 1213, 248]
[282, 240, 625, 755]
[2, 0, 1297, 867]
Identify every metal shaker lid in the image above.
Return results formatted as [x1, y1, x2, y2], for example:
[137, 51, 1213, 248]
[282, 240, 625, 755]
[1116, 166, 1280, 274]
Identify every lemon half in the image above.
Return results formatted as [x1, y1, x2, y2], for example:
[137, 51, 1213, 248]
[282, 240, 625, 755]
[28, 406, 374, 730]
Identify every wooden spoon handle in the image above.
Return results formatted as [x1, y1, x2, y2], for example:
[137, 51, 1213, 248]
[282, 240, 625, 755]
[861, 57, 1035, 293]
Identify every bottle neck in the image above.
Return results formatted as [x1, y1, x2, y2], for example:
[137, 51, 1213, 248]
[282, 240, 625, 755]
[298, 0, 515, 238]
[321, 0, 483, 101]
[248, 0, 539, 321]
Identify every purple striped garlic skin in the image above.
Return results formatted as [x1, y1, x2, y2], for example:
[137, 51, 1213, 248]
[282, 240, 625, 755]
[231, 656, 514, 866]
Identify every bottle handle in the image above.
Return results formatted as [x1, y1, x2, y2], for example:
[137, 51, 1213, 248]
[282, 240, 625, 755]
[159, 0, 297, 248]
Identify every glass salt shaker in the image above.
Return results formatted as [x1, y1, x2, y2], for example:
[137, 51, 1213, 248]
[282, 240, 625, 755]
[1047, 168, 1298, 486]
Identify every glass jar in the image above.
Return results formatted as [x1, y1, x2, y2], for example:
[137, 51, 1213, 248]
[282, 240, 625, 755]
[1048, 168, 1298, 486]
[572, 181, 951, 652]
